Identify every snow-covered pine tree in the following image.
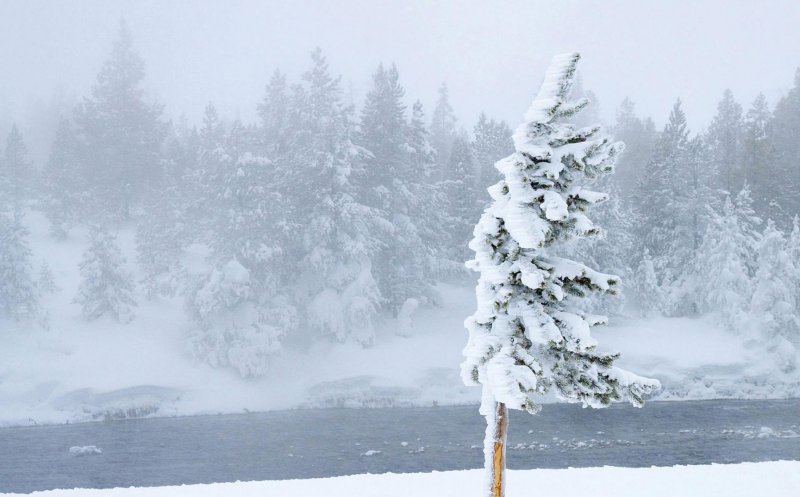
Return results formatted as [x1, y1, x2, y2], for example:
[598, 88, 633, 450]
[75, 225, 137, 323]
[40, 118, 84, 239]
[443, 134, 479, 263]
[734, 185, 762, 276]
[291, 49, 384, 346]
[707, 89, 744, 195]
[790, 216, 800, 307]
[473, 113, 513, 192]
[136, 184, 188, 299]
[408, 101, 438, 181]
[3, 125, 33, 210]
[612, 98, 657, 195]
[429, 82, 457, 176]
[741, 94, 772, 214]
[636, 100, 695, 291]
[0, 212, 39, 321]
[73, 20, 166, 221]
[407, 100, 452, 282]
[136, 117, 202, 298]
[768, 69, 800, 220]
[751, 220, 799, 372]
[693, 197, 753, 331]
[635, 248, 662, 317]
[257, 69, 292, 159]
[184, 109, 296, 376]
[586, 184, 636, 314]
[668, 135, 716, 315]
[461, 53, 659, 497]
[359, 63, 433, 313]
[38, 261, 59, 295]
[189, 103, 229, 235]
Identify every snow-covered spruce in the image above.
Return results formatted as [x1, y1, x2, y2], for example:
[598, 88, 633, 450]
[292, 49, 384, 346]
[75, 225, 137, 323]
[751, 220, 799, 372]
[460, 53, 660, 496]
[693, 196, 754, 331]
[0, 211, 39, 321]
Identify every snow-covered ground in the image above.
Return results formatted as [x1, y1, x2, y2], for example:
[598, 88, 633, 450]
[2, 462, 798, 497]
[0, 211, 798, 427]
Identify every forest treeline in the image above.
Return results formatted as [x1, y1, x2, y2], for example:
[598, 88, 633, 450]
[1, 23, 799, 376]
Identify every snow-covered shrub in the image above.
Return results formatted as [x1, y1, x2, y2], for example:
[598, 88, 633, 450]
[186, 259, 294, 377]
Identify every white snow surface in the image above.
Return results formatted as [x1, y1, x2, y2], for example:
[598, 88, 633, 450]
[1, 462, 798, 497]
[0, 211, 798, 427]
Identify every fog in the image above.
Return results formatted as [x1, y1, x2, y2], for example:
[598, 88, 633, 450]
[2, 0, 799, 139]
[1, 3, 800, 493]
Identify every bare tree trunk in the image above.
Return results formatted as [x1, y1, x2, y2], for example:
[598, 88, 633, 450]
[489, 401, 508, 497]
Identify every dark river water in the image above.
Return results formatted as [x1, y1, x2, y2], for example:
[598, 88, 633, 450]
[1, 399, 799, 493]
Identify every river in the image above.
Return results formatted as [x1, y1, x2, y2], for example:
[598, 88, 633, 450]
[1, 399, 799, 493]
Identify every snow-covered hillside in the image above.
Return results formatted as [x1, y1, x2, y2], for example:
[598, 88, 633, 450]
[0, 211, 798, 427]
[1, 462, 798, 497]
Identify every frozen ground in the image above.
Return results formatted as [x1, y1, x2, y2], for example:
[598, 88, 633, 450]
[1, 461, 798, 497]
[0, 211, 798, 427]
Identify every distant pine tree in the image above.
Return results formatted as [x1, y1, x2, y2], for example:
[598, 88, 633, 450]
[472, 112, 513, 193]
[442, 135, 478, 261]
[38, 261, 59, 295]
[741, 94, 772, 215]
[75, 226, 136, 323]
[257, 69, 292, 158]
[40, 118, 83, 239]
[637, 100, 695, 290]
[429, 83, 457, 176]
[3, 125, 33, 210]
[694, 197, 753, 330]
[612, 98, 657, 195]
[707, 89, 744, 194]
[0, 212, 39, 321]
[73, 20, 166, 221]
[290, 49, 384, 345]
[768, 69, 800, 220]
[359, 63, 434, 313]
[751, 220, 799, 372]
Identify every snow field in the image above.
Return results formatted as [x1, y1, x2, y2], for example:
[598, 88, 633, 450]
[2, 462, 798, 497]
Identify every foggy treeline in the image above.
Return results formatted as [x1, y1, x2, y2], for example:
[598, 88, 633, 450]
[2, 22, 800, 376]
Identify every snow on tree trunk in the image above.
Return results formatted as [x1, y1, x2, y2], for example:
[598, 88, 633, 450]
[461, 53, 660, 497]
[480, 386, 508, 497]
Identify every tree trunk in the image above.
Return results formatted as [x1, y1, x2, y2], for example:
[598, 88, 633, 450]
[490, 401, 508, 497]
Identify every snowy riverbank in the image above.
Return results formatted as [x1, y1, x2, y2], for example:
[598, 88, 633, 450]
[1, 212, 798, 427]
[2, 462, 799, 497]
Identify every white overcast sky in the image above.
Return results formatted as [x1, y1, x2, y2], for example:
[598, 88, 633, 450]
[1, 0, 799, 134]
